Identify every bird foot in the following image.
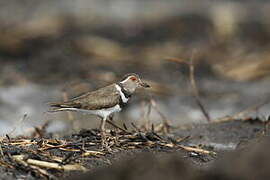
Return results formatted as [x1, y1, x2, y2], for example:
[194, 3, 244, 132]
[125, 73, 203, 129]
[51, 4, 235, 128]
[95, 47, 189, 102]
[100, 131, 112, 152]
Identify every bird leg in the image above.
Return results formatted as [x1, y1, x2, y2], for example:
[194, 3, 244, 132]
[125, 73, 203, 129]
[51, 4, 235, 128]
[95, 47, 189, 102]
[108, 114, 118, 132]
[99, 117, 108, 148]
[108, 114, 114, 122]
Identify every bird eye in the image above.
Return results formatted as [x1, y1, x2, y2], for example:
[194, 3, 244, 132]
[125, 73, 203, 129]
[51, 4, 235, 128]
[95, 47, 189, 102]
[130, 76, 137, 81]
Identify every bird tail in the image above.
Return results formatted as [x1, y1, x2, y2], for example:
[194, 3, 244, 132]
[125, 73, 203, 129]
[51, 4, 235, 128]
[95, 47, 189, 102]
[47, 108, 71, 113]
[47, 102, 69, 113]
[47, 102, 81, 113]
[49, 102, 75, 108]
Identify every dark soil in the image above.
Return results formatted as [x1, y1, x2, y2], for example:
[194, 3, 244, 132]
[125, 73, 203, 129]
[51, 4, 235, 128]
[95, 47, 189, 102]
[0, 118, 269, 179]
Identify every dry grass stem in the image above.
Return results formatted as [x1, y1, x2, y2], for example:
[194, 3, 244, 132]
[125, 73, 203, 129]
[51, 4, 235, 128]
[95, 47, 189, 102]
[178, 145, 216, 155]
[0, 143, 3, 157]
[262, 118, 269, 135]
[82, 150, 105, 157]
[142, 98, 171, 134]
[165, 57, 190, 65]
[107, 120, 129, 133]
[166, 52, 211, 122]
[13, 155, 87, 171]
[188, 54, 211, 122]
[7, 114, 28, 137]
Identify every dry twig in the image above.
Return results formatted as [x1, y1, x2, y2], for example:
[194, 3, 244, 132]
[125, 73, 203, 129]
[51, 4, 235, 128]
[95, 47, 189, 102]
[7, 114, 28, 137]
[166, 52, 211, 122]
[107, 119, 129, 134]
[150, 99, 171, 130]
[188, 53, 211, 122]
[178, 144, 216, 155]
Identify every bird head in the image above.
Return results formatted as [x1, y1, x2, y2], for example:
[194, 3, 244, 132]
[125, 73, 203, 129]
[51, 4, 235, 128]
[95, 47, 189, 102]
[119, 73, 150, 93]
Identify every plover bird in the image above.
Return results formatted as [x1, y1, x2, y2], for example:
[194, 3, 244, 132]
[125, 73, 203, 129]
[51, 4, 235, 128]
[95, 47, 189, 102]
[50, 73, 150, 144]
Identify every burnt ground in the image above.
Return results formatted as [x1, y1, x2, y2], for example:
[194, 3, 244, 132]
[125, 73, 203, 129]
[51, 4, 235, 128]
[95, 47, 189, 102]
[0, 117, 269, 179]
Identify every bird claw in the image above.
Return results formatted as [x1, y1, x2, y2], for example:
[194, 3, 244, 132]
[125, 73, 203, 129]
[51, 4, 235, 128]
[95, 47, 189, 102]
[100, 133, 112, 152]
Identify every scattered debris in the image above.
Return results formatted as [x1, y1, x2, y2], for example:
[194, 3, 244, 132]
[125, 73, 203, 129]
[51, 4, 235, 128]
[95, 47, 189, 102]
[0, 126, 216, 179]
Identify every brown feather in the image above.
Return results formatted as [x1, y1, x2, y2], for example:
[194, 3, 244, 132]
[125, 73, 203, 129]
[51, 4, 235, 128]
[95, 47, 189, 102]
[50, 84, 121, 110]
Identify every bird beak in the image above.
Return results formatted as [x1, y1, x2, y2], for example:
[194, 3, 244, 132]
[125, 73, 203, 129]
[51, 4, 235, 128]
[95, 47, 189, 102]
[139, 81, 150, 88]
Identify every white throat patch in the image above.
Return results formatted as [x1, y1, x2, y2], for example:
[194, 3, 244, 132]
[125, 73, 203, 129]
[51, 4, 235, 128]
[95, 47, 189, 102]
[115, 84, 129, 103]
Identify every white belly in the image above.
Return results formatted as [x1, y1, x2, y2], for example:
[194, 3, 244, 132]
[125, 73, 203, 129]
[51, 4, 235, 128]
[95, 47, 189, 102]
[59, 104, 122, 119]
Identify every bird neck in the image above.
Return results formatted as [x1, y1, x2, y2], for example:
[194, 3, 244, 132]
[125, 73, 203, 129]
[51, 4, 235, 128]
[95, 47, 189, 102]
[117, 83, 132, 98]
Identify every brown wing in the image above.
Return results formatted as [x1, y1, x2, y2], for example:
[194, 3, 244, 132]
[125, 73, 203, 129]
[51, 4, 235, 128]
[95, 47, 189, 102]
[50, 84, 121, 110]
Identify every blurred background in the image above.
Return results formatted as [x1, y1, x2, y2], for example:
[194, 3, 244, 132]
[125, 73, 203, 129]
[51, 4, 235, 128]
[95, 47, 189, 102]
[0, 0, 270, 136]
